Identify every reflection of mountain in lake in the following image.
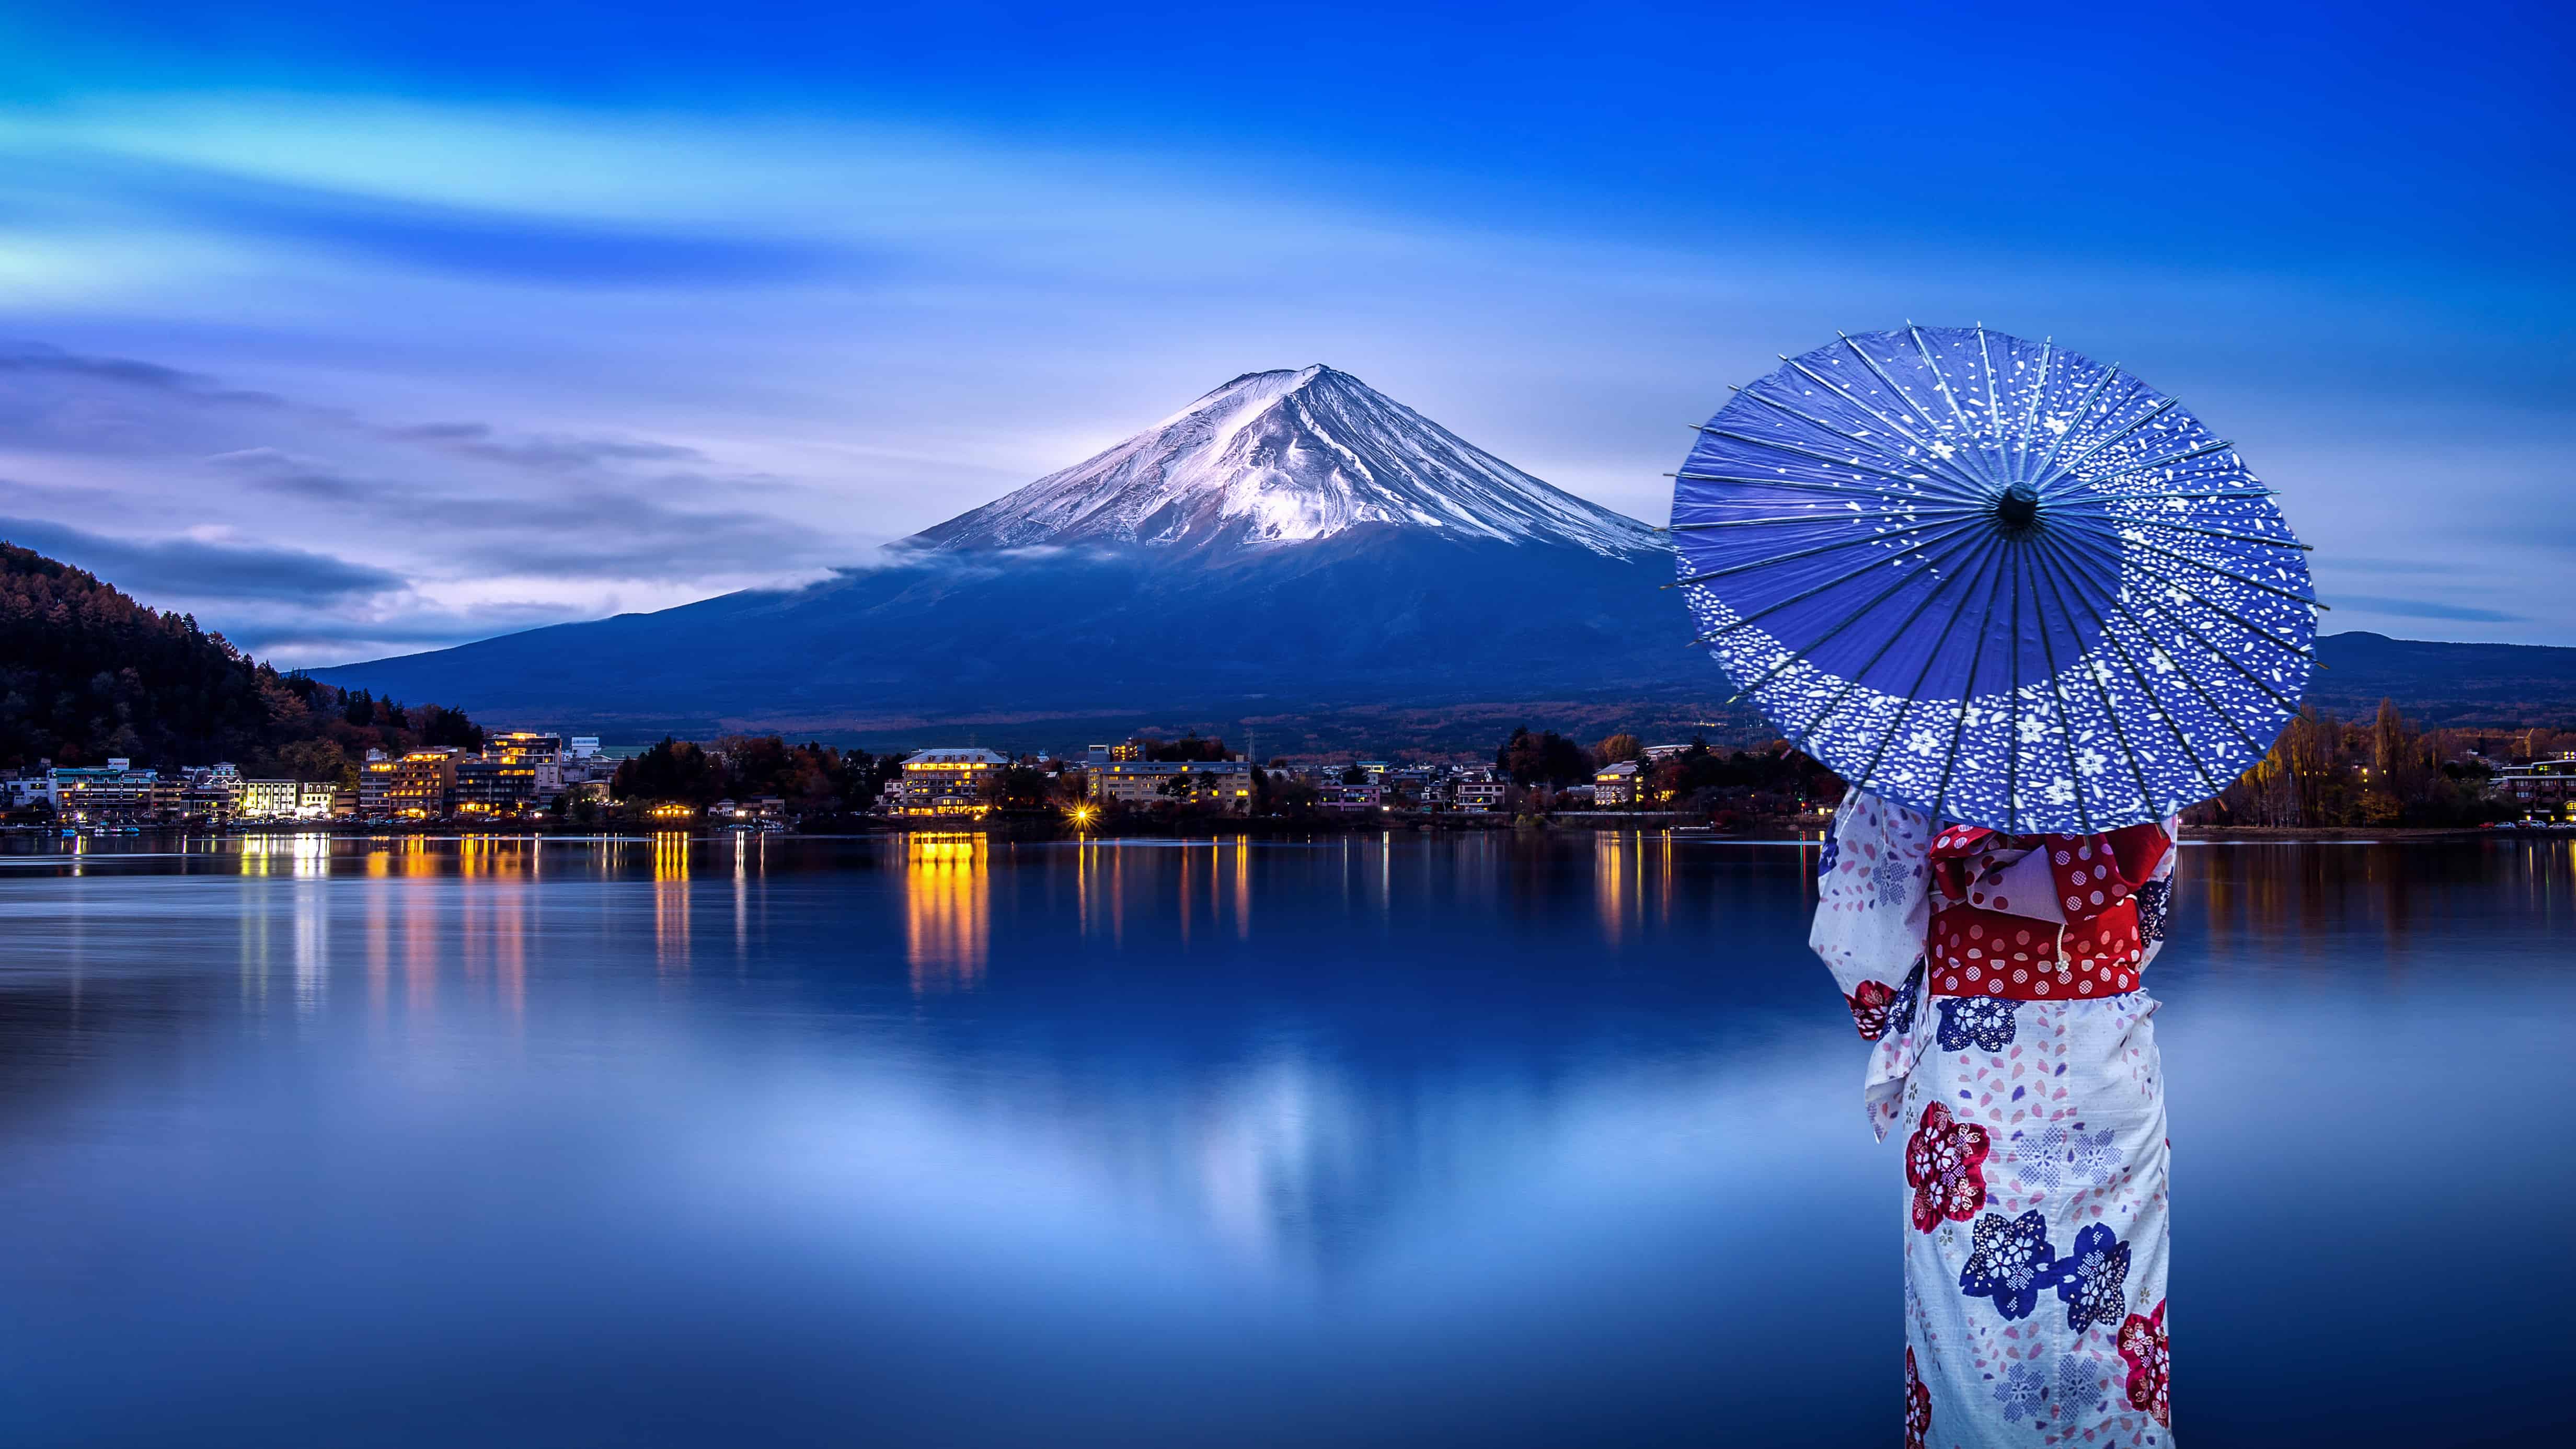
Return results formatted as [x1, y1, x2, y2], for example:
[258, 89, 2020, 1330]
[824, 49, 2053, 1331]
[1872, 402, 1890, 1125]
[859, 832, 1792, 1277]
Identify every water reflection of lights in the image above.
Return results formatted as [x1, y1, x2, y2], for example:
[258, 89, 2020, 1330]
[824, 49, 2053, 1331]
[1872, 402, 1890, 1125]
[731, 832, 764, 963]
[481, 878, 528, 1024]
[1596, 833, 1630, 945]
[653, 832, 692, 972]
[1235, 838, 1251, 939]
[458, 834, 543, 880]
[367, 877, 390, 1025]
[1592, 832, 1673, 947]
[1068, 837, 1270, 946]
[1074, 838, 1122, 945]
[238, 832, 333, 879]
[906, 834, 989, 993]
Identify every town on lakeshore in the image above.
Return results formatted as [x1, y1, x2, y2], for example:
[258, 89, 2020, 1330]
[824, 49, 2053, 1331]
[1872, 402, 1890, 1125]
[3, 727, 1834, 834]
[8, 715, 2575, 837]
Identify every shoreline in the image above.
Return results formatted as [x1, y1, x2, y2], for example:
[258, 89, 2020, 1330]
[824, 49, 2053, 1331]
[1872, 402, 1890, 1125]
[2178, 825, 2515, 841]
[6, 818, 2550, 846]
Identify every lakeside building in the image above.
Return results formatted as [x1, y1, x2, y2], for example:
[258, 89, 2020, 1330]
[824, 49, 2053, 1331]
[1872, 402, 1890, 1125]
[711, 797, 787, 826]
[1317, 780, 1383, 812]
[553, 737, 617, 791]
[1090, 758, 1255, 814]
[182, 764, 243, 824]
[897, 748, 1010, 818]
[2490, 754, 2576, 820]
[1382, 766, 1434, 809]
[361, 748, 463, 819]
[1453, 773, 1506, 813]
[238, 777, 342, 822]
[484, 732, 569, 794]
[46, 760, 164, 824]
[3, 773, 45, 810]
[1085, 742, 1146, 767]
[455, 754, 542, 818]
[1593, 760, 1640, 807]
[560, 756, 619, 794]
[239, 779, 303, 820]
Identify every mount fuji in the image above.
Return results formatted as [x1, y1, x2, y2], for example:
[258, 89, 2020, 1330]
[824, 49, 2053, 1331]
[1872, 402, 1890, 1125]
[316, 367, 1718, 748]
[917, 365, 1655, 557]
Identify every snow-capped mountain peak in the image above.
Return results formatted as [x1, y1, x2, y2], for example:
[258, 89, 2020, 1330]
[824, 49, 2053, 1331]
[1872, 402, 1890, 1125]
[911, 365, 1660, 557]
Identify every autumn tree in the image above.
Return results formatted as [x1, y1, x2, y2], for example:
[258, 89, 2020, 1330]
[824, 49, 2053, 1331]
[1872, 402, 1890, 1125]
[1496, 727, 1592, 786]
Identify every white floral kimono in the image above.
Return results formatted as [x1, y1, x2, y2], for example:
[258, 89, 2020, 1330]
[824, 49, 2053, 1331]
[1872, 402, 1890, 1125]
[1813, 790, 2176, 1448]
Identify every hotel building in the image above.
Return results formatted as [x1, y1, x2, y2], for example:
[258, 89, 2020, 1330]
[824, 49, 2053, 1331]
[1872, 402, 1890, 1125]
[238, 779, 304, 820]
[1452, 773, 1507, 813]
[1316, 779, 1382, 812]
[454, 754, 542, 817]
[46, 760, 165, 824]
[897, 748, 1010, 818]
[1089, 758, 1255, 813]
[360, 748, 463, 819]
[483, 732, 569, 794]
[2490, 754, 2576, 821]
[181, 763, 243, 824]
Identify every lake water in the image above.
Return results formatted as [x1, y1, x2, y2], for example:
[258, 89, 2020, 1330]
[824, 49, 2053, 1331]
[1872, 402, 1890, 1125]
[1, 831, 2569, 1447]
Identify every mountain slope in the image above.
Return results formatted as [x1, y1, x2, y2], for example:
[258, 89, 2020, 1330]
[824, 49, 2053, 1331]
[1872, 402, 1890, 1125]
[315, 366, 1688, 737]
[914, 365, 1658, 557]
[309, 527, 1692, 735]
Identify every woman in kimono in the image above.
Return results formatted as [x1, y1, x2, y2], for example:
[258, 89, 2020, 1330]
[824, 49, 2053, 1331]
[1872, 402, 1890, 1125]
[1812, 789, 2176, 1448]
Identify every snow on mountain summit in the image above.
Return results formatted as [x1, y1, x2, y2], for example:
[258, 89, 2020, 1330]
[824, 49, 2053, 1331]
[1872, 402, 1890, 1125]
[911, 365, 1661, 557]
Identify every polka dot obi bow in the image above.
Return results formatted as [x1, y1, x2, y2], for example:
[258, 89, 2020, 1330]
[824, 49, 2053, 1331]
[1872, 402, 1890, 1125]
[1925, 824, 2169, 1002]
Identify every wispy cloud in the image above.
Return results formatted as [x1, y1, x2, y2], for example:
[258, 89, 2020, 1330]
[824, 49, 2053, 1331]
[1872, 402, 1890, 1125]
[2328, 595, 2523, 625]
[386, 423, 709, 471]
[0, 339, 876, 662]
[84, 154, 849, 288]
[0, 513, 402, 603]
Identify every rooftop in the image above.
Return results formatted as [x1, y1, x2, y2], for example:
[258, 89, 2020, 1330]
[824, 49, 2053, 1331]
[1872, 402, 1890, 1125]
[902, 749, 1010, 767]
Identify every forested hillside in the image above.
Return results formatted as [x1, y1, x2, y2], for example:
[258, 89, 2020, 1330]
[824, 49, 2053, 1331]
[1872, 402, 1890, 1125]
[1, 540, 480, 780]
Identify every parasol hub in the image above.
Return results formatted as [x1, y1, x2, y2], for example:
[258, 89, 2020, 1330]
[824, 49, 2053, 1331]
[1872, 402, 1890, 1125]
[1995, 483, 2043, 533]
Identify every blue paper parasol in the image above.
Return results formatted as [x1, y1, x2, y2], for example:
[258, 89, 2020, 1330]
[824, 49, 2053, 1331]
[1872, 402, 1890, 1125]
[1671, 325, 2316, 833]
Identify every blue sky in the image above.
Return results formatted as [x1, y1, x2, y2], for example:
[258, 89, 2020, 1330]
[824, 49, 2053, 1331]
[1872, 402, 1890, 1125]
[2, 1, 2569, 662]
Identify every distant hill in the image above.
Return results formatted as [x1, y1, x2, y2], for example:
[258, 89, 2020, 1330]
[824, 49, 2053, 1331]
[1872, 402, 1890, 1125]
[0, 540, 481, 776]
[2307, 632, 2576, 729]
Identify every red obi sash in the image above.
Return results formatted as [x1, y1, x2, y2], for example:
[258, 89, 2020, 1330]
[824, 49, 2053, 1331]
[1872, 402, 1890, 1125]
[1925, 823, 2168, 1001]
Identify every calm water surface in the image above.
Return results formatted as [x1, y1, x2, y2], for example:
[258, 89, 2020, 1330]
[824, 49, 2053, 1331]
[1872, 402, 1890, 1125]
[1, 831, 2570, 1447]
